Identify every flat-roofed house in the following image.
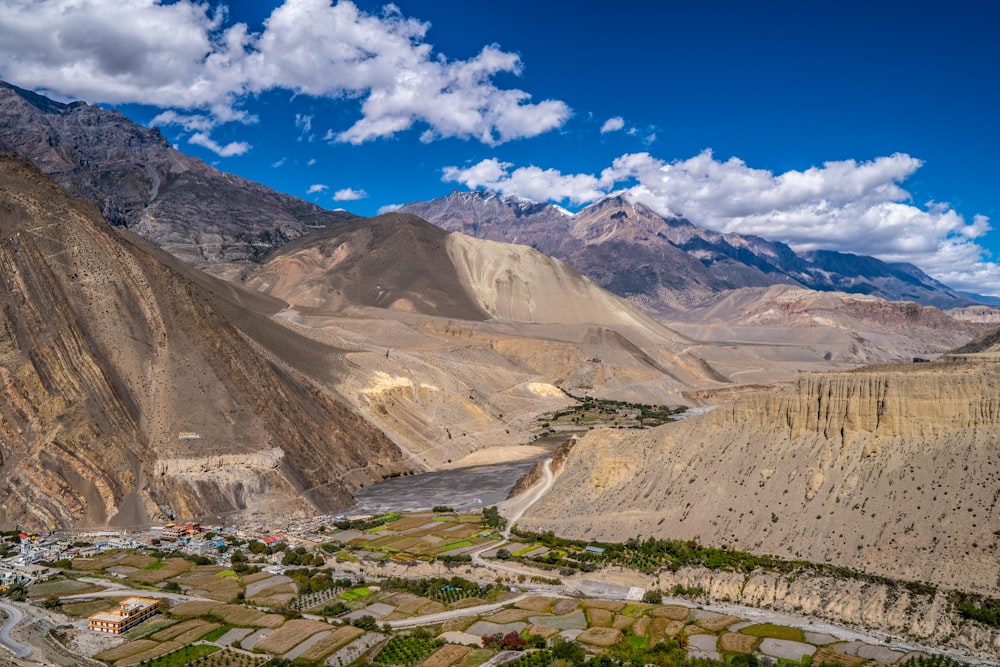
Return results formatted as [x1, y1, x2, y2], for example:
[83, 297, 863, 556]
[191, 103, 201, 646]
[88, 597, 160, 634]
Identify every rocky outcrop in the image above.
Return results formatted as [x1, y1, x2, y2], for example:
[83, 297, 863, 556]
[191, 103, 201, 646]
[656, 566, 1000, 659]
[507, 438, 576, 498]
[0, 153, 403, 530]
[520, 360, 1000, 597]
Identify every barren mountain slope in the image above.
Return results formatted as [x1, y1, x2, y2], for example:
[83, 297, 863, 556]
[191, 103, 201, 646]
[247, 214, 877, 466]
[0, 153, 402, 530]
[0, 81, 355, 278]
[519, 358, 1000, 596]
[667, 285, 988, 366]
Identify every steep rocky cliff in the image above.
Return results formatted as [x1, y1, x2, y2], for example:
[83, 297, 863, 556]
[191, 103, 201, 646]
[520, 359, 1000, 597]
[0, 153, 402, 530]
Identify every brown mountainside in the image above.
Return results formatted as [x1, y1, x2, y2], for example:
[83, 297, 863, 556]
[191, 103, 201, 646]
[520, 358, 1000, 596]
[0, 153, 402, 530]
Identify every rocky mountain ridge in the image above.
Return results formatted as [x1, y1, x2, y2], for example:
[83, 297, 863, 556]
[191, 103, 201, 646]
[0, 152, 403, 530]
[0, 80, 355, 279]
[400, 190, 978, 311]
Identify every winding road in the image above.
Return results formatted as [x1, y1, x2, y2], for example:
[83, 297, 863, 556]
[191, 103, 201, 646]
[0, 599, 32, 660]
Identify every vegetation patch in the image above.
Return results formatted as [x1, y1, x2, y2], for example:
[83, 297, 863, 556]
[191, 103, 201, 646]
[740, 624, 804, 641]
[498, 651, 552, 667]
[136, 645, 224, 666]
[114, 640, 183, 666]
[124, 617, 178, 639]
[202, 625, 233, 642]
[340, 586, 374, 601]
[374, 635, 443, 665]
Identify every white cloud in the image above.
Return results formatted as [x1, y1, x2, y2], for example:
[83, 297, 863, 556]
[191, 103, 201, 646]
[378, 203, 403, 214]
[443, 151, 998, 295]
[188, 132, 250, 157]
[307, 183, 327, 194]
[295, 113, 313, 141]
[271, 157, 286, 167]
[333, 187, 367, 201]
[307, 158, 316, 166]
[600, 116, 624, 133]
[0, 0, 569, 149]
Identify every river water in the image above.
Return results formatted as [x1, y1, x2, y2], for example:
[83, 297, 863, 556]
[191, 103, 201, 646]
[350, 447, 557, 514]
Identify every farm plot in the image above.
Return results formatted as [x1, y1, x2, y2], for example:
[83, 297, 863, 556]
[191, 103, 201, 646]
[151, 618, 219, 643]
[253, 618, 333, 655]
[94, 639, 161, 663]
[28, 577, 105, 598]
[719, 632, 757, 654]
[577, 627, 622, 647]
[291, 625, 365, 663]
[528, 610, 586, 630]
[125, 558, 192, 584]
[374, 635, 443, 666]
[115, 640, 184, 666]
[514, 596, 554, 613]
[180, 572, 241, 601]
[586, 608, 613, 627]
[422, 644, 471, 667]
[649, 605, 690, 620]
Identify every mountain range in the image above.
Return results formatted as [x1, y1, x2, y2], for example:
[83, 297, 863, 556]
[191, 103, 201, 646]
[2, 79, 1000, 619]
[400, 191, 979, 312]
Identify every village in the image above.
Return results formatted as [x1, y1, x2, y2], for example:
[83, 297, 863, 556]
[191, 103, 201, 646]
[0, 507, 976, 667]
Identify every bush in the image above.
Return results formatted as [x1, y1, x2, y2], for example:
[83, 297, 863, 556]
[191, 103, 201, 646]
[642, 588, 663, 604]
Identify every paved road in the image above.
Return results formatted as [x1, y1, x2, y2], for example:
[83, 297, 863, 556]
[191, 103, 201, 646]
[0, 600, 32, 660]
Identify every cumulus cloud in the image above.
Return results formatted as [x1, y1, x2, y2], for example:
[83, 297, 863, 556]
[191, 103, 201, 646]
[443, 151, 997, 294]
[0, 0, 569, 152]
[188, 132, 250, 157]
[333, 187, 367, 201]
[307, 183, 327, 194]
[600, 116, 625, 133]
[378, 203, 403, 214]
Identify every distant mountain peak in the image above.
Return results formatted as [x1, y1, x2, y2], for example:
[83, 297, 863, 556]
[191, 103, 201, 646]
[400, 189, 981, 311]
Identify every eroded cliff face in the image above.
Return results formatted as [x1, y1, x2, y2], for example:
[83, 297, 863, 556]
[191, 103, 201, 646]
[0, 154, 402, 530]
[521, 361, 1000, 597]
[655, 566, 1000, 659]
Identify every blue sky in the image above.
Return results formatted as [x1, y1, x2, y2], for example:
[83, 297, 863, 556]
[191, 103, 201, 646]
[1, 0, 998, 294]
